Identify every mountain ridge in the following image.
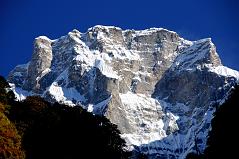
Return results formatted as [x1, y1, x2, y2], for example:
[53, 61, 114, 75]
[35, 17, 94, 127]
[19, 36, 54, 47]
[7, 25, 239, 158]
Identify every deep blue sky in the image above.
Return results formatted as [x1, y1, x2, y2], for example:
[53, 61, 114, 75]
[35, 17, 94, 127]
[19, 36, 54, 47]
[1, 0, 239, 76]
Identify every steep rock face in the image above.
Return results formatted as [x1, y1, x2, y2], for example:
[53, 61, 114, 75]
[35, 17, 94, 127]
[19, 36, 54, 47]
[23, 36, 53, 92]
[8, 63, 29, 87]
[8, 25, 239, 158]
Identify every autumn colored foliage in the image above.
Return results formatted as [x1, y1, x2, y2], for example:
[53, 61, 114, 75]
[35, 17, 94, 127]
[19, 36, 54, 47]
[0, 76, 130, 159]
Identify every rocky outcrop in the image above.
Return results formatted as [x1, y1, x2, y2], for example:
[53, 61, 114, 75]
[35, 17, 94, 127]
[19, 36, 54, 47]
[8, 25, 239, 158]
[23, 36, 53, 92]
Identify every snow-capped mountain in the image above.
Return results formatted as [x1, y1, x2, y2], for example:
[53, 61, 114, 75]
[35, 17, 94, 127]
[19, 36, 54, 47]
[8, 25, 239, 158]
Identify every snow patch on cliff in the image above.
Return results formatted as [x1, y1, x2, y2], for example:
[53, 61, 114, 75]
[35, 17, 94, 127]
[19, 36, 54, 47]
[94, 58, 119, 79]
[9, 83, 32, 101]
[120, 92, 179, 148]
[208, 65, 239, 80]
[47, 82, 86, 106]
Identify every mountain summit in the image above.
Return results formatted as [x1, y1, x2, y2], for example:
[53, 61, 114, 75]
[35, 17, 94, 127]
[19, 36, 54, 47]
[8, 25, 239, 158]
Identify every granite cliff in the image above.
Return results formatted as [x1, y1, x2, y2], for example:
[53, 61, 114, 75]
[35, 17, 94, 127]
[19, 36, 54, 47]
[8, 25, 239, 158]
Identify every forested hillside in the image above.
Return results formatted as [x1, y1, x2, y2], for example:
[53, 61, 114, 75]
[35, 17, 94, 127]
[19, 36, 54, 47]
[0, 76, 130, 159]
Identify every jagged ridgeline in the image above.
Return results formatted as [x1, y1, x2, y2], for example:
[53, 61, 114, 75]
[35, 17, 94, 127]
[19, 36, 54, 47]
[7, 25, 239, 158]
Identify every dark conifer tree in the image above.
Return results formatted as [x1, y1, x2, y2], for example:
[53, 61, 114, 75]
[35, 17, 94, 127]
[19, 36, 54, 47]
[0, 75, 130, 159]
[204, 84, 239, 158]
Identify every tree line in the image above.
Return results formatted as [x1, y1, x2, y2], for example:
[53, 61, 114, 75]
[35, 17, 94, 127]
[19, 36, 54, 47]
[0, 76, 130, 159]
[187, 84, 239, 159]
